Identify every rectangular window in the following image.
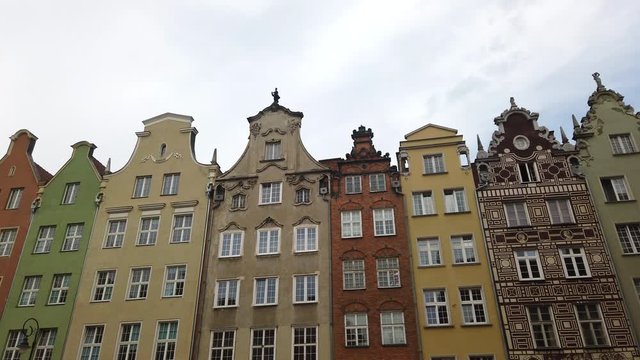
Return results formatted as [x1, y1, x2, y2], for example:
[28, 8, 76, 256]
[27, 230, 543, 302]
[293, 274, 317, 303]
[417, 238, 441, 266]
[0, 228, 17, 256]
[19, 276, 41, 306]
[155, 321, 178, 360]
[34, 225, 55, 253]
[444, 189, 467, 213]
[163, 265, 186, 297]
[610, 134, 636, 154]
[210, 330, 235, 360]
[345, 175, 362, 194]
[133, 175, 152, 198]
[93, 270, 116, 302]
[3, 330, 25, 360]
[33, 328, 56, 360]
[560, 248, 590, 278]
[341, 210, 362, 238]
[369, 173, 386, 192]
[505, 202, 530, 227]
[459, 287, 487, 324]
[343, 259, 365, 290]
[80, 325, 104, 360]
[376, 257, 400, 288]
[373, 208, 395, 236]
[601, 177, 631, 202]
[62, 223, 83, 251]
[423, 154, 445, 174]
[231, 194, 246, 209]
[219, 231, 243, 258]
[104, 219, 127, 248]
[380, 311, 406, 345]
[62, 182, 80, 204]
[527, 305, 558, 348]
[344, 313, 369, 347]
[294, 225, 317, 252]
[162, 173, 180, 195]
[6, 188, 23, 209]
[515, 250, 544, 280]
[575, 304, 608, 346]
[137, 216, 159, 246]
[293, 327, 317, 360]
[424, 289, 449, 326]
[251, 328, 276, 360]
[214, 279, 239, 308]
[265, 141, 281, 160]
[295, 188, 310, 204]
[254, 277, 278, 306]
[118, 323, 141, 360]
[412, 191, 435, 216]
[127, 268, 151, 300]
[616, 223, 640, 254]
[48, 274, 70, 305]
[547, 199, 574, 224]
[171, 214, 192, 243]
[260, 182, 282, 204]
[257, 228, 280, 255]
[451, 235, 477, 264]
[518, 162, 539, 182]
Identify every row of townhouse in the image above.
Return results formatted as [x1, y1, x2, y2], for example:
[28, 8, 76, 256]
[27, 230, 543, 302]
[0, 74, 638, 360]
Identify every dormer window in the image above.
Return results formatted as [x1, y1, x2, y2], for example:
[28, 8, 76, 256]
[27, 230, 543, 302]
[518, 162, 539, 183]
[265, 141, 282, 161]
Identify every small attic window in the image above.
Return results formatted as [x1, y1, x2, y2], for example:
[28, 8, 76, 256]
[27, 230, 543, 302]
[160, 144, 167, 157]
[8, 165, 16, 177]
[398, 151, 409, 174]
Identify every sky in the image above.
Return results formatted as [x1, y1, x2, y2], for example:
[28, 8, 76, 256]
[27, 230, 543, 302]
[1, 0, 639, 173]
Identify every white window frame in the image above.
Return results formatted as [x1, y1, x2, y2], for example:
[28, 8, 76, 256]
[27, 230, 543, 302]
[163, 265, 186, 298]
[369, 173, 386, 192]
[62, 182, 80, 204]
[505, 202, 530, 227]
[412, 191, 435, 216]
[34, 328, 56, 359]
[417, 238, 441, 267]
[3, 330, 25, 360]
[62, 223, 83, 251]
[251, 328, 276, 360]
[127, 267, 151, 300]
[231, 193, 246, 209]
[0, 228, 17, 256]
[80, 325, 104, 360]
[218, 231, 244, 258]
[214, 279, 240, 308]
[256, 228, 280, 256]
[575, 304, 609, 347]
[259, 182, 282, 205]
[380, 311, 406, 345]
[515, 249, 544, 280]
[451, 235, 477, 264]
[293, 274, 318, 304]
[424, 289, 450, 326]
[48, 274, 70, 305]
[292, 327, 317, 360]
[209, 330, 235, 360]
[345, 175, 362, 194]
[616, 223, 640, 254]
[34, 225, 55, 253]
[373, 208, 396, 236]
[137, 216, 160, 246]
[295, 188, 310, 204]
[423, 154, 445, 174]
[341, 210, 362, 238]
[294, 225, 317, 253]
[265, 141, 282, 160]
[6, 188, 23, 209]
[559, 248, 590, 278]
[609, 133, 637, 154]
[92, 270, 116, 302]
[254, 277, 278, 306]
[444, 188, 468, 213]
[343, 259, 365, 290]
[376, 257, 400, 288]
[133, 175, 152, 198]
[518, 162, 539, 182]
[118, 323, 141, 360]
[161, 173, 180, 195]
[459, 287, 488, 325]
[19, 275, 41, 306]
[527, 305, 559, 348]
[171, 213, 192, 243]
[344, 313, 369, 347]
[601, 176, 631, 202]
[104, 219, 127, 248]
[546, 199, 575, 224]
[154, 321, 179, 360]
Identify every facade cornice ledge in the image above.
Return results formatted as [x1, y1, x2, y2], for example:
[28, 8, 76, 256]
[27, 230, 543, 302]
[284, 169, 329, 177]
[136, 131, 151, 138]
[218, 175, 259, 182]
[137, 203, 166, 211]
[171, 200, 199, 208]
[179, 127, 199, 135]
[106, 206, 134, 214]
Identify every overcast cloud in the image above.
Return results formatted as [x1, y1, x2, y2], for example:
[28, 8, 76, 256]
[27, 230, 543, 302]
[1, 0, 639, 172]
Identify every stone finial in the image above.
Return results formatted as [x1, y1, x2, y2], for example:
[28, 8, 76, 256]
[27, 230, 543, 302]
[560, 127, 569, 144]
[510, 97, 517, 109]
[572, 114, 580, 129]
[592, 72, 605, 91]
[211, 148, 218, 165]
[105, 158, 111, 173]
[476, 134, 488, 159]
[477, 134, 484, 150]
[271, 88, 280, 104]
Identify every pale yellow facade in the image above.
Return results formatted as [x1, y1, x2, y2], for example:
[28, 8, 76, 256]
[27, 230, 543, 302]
[398, 124, 506, 360]
[65, 113, 218, 359]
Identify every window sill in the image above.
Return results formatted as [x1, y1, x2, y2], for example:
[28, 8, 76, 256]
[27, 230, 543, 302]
[90, 300, 112, 304]
[518, 278, 545, 282]
[229, 207, 247, 212]
[60, 249, 79, 252]
[378, 286, 402, 289]
[136, 243, 156, 247]
[422, 171, 448, 176]
[218, 256, 242, 260]
[253, 303, 278, 307]
[444, 210, 471, 215]
[256, 253, 280, 258]
[293, 301, 318, 305]
[345, 192, 363, 195]
[460, 323, 492, 327]
[622, 252, 640, 256]
[259, 158, 285, 163]
[125, 298, 147, 301]
[612, 151, 639, 156]
[370, 190, 386, 193]
[418, 264, 444, 269]
[161, 295, 183, 299]
[341, 236, 363, 240]
[169, 241, 191, 245]
[374, 233, 396, 237]
[160, 193, 178, 197]
[412, 213, 437, 218]
[452, 262, 480, 266]
[293, 201, 312, 206]
[381, 343, 407, 347]
[45, 303, 65, 306]
[604, 199, 636, 204]
[258, 202, 282, 206]
[213, 306, 238, 310]
[343, 288, 366, 291]
[424, 324, 453, 328]
[131, 196, 149, 199]
[294, 250, 318, 255]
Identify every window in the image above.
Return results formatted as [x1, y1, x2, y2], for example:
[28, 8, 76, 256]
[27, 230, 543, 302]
[251, 329, 276, 360]
[260, 182, 282, 204]
[295, 188, 310, 204]
[345, 175, 362, 194]
[459, 287, 487, 324]
[451, 235, 477, 264]
[373, 208, 395, 236]
[423, 154, 445, 174]
[0, 228, 17, 256]
[80, 325, 104, 360]
[93, 270, 116, 302]
[527, 306, 558, 348]
[547, 199, 574, 224]
[62, 182, 80, 204]
[48, 274, 70, 305]
[219, 231, 243, 258]
[601, 177, 631, 202]
[376, 257, 400, 288]
[171, 214, 192, 243]
[293, 327, 317, 360]
[118, 323, 140, 360]
[412, 191, 435, 216]
[4, 330, 25, 360]
[294, 226, 317, 252]
[257, 228, 280, 255]
[344, 313, 369, 347]
[254, 277, 278, 306]
[576, 304, 608, 346]
[633, 278, 640, 301]
[163, 265, 186, 297]
[6, 188, 23, 209]
[560, 248, 590, 278]
[265, 141, 282, 160]
[127, 268, 151, 300]
[505, 202, 530, 227]
[33, 328, 56, 360]
[343, 259, 365, 290]
[444, 189, 467, 213]
[369, 173, 386, 192]
[616, 224, 640, 254]
[162, 173, 180, 195]
[380, 312, 406, 345]
[231, 193, 246, 209]
[341, 210, 362, 238]
[210, 330, 235, 360]
[610, 134, 636, 154]
[62, 223, 83, 251]
[417, 238, 441, 266]
[34, 225, 55, 253]
[515, 250, 543, 280]
[105, 219, 127, 248]
[138, 216, 159, 245]
[155, 321, 178, 360]
[293, 274, 317, 303]
[518, 162, 539, 182]
[214, 279, 239, 308]
[133, 175, 152, 198]
[424, 289, 449, 326]
[19, 276, 41, 306]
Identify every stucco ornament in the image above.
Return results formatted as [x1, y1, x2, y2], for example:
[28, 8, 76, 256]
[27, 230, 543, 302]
[288, 118, 301, 134]
[141, 152, 183, 163]
[250, 122, 261, 138]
